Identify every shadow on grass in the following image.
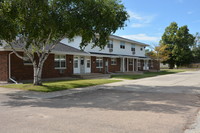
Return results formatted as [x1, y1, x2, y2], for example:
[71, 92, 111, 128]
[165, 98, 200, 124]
[1, 79, 120, 92]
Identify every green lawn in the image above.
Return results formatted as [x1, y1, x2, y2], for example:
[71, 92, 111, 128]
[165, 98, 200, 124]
[111, 69, 195, 80]
[1, 79, 121, 92]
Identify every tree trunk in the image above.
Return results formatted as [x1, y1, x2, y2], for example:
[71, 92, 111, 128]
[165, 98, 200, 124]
[33, 61, 44, 86]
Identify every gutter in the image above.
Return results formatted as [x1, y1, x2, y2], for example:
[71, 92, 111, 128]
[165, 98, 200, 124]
[8, 52, 18, 84]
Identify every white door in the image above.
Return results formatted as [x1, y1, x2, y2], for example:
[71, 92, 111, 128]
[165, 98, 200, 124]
[80, 57, 85, 74]
[85, 57, 91, 73]
[73, 56, 80, 74]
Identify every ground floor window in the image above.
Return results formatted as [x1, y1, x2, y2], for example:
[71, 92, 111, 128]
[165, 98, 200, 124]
[111, 58, 117, 65]
[96, 57, 103, 68]
[138, 60, 141, 68]
[87, 59, 90, 68]
[23, 54, 32, 65]
[151, 61, 154, 68]
[74, 57, 78, 68]
[129, 59, 133, 65]
[55, 55, 66, 69]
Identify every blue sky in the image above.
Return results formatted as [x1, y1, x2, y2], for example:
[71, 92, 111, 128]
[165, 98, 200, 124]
[115, 0, 200, 46]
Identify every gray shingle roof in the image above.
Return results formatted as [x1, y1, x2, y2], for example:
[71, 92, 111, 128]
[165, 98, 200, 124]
[3, 42, 88, 54]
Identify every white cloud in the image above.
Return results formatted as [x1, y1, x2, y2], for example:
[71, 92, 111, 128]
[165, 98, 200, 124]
[127, 11, 156, 28]
[121, 34, 161, 42]
[131, 23, 147, 28]
[187, 11, 194, 15]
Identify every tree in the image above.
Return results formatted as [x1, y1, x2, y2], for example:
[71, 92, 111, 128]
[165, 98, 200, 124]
[0, 0, 128, 85]
[159, 22, 195, 68]
[192, 32, 200, 63]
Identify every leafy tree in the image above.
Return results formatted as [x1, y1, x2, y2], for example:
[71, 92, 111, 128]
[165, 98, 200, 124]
[0, 0, 128, 85]
[160, 22, 195, 68]
[192, 32, 200, 62]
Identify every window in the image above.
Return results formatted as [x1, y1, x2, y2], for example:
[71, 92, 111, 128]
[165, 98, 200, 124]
[140, 47, 143, 51]
[151, 61, 153, 68]
[96, 57, 103, 68]
[23, 54, 32, 65]
[131, 44, 135, 51]
[55, 55, 66, 69]
[74, 57, 78, 68]
[107, 40, 113, 49]
[138, 60, 141, 68]
[68, 38, 74, 43]
[87, 59, 90, 68]
[111, 58, 117, 65]
[120, 41, 125, 49]
[129, 59, 133, 65]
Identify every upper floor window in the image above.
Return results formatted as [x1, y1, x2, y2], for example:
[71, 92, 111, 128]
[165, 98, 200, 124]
[96, 57, 103, 68]
[140, 47, 143, 51]
[131, 44, 135, 51]
[120, 41, 125, 49]
[107, 40, 113, 49]
[55, 55, 66, 69]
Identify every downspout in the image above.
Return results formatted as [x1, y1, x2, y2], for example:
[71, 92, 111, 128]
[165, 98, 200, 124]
[9, 52, 18, 84]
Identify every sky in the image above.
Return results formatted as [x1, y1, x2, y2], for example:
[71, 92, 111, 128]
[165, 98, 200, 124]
[115, 0, 200, 47]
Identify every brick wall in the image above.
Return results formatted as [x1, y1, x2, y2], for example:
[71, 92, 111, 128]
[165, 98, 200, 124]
[10, 52, 74, 81]
[91, 56, 120, 74]
[0, 52, 9, 81]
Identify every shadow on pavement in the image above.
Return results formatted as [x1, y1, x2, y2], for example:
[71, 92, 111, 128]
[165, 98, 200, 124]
[1, 84, 200, 114]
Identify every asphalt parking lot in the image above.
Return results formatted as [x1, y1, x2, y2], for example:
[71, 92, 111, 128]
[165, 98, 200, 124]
[0, 70, 200, 133]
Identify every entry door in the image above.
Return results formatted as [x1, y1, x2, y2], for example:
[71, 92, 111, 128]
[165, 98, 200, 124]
[80, 57, 85, 74]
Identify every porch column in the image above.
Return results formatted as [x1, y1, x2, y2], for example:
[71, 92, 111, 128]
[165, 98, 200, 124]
[132, 58, 134, 72]
[127, 58, 129, 72]
[136, 59, 138, 71]
[143, 60, 146, 70]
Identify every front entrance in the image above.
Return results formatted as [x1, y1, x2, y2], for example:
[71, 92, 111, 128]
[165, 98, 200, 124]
[80, 57, 85, 74]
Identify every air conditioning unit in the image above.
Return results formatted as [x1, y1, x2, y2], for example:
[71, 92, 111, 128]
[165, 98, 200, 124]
[109, 48, 113, 52]
[59, 69, 65, 74]
[132, 51, 135, 55]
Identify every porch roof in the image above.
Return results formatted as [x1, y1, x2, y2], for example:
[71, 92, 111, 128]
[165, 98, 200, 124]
[89, 52, 151, 59]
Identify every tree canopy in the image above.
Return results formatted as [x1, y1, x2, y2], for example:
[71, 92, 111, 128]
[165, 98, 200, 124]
[159, 22, 195, 68]
[0, 0, 128, 85]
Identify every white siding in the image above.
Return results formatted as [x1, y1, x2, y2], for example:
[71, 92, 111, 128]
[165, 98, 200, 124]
[61, 36, 82, 49]
[61, 36, 146, 57]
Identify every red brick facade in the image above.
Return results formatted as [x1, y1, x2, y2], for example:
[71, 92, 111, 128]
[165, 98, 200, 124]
[0, 51, 160, 82]
[9, 52, 74, 81]
[91, 56, 120, 74]
[0, 51, 9, 81]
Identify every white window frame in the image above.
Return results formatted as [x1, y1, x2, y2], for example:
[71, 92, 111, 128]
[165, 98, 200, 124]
[138, 60, 141, 68]
[96, 57, 103, 68]
[120, 41, 125, 49]
[111, 58, 117, 65]
[86, 59, 90, 68]
[107, 40, 113, 49]
[74, 57, 79, 68]
[131, 44, 136, 51]
[23, 54, 32, 65]
[129, 59, 133, 65]
[54, 54, 66, 69]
